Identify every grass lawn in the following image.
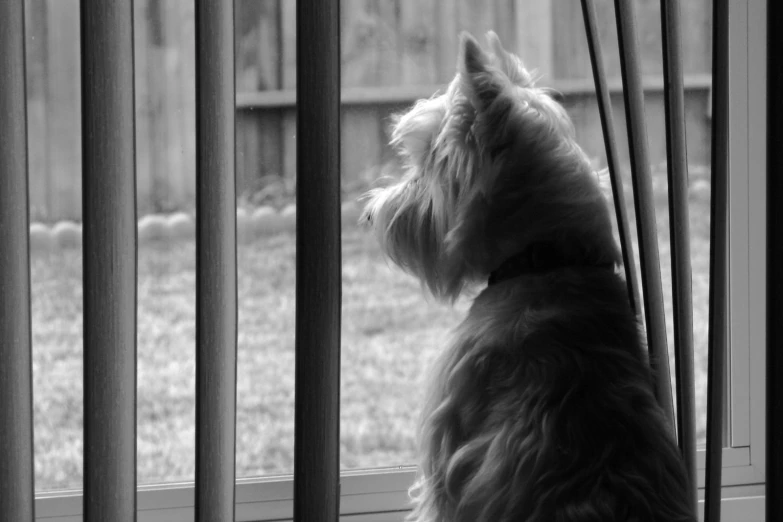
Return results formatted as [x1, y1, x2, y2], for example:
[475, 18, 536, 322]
[31, 167, 712, 492]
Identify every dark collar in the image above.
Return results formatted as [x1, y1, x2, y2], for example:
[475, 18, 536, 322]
[487, 241, 615, 286]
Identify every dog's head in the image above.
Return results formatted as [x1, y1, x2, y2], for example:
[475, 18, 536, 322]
[362, 32, 620, 301]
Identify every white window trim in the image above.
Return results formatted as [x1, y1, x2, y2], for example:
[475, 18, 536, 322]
[32, 468, 767, 522]
[34, 469, 416, 521]
[33, 2, 767, 521]
[709, 0, 766, 493]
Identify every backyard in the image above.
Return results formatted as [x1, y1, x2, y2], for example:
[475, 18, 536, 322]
[31, 165, 712, 492]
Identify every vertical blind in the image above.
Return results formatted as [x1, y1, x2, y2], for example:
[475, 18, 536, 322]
[704, 0, 730, 520]
[660, 0, 698, 512]
[613, 0, 676, 429]
[194, 0, 239, 520]
[80, 1, 138, 520]
[0, 1, 770, 521]
[294, 2, 342, 521]
[0, 1, 35, 519]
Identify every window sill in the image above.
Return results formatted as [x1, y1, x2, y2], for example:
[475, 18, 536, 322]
[35, 467, 765, 522]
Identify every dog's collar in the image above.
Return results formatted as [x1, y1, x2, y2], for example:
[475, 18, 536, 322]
[487, 242, 615, 286]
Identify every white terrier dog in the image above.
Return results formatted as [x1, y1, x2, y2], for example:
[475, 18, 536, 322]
[362, 32, 695, 522]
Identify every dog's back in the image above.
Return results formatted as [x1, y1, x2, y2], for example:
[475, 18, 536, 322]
[410, 268, 694, 522]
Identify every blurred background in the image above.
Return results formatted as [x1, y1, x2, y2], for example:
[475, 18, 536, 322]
[25, 0, 714, 493]
[24, 0, 712, 221]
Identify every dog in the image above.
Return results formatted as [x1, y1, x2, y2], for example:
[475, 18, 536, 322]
[361, 32, 695, 521]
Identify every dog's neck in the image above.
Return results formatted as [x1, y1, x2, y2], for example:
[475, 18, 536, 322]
[487, 241, 616, 286]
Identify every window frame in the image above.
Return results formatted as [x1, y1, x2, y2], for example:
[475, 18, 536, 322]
[33, 1, 767, 520]
[707, 0, 766, 492]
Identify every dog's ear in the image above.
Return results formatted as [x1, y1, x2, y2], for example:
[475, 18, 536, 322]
[485, 31, 536, 87]
[458, 32, 506, 111]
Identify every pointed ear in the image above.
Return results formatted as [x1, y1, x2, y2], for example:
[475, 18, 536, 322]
[458, 32, 505, 110]
[485, 31, 535, 87]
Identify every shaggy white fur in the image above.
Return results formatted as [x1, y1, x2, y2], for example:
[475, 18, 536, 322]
[363, 32, 695, 522]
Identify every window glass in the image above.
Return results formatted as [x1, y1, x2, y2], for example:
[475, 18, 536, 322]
[28, 0, 84, 492]
[549, 0, 714, 446]
[332, 0, 716, 475]
[28, 0, 714, 493]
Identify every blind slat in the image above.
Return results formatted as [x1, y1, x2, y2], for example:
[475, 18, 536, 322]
[614, 0, 676, 430]
[660, 0, 698, 512]
[579, 0, 642, 317]
[193, 0, 238, 519]
[704, 0, 730, 519]
[294, 1, 342, 521]
[80, 0, 138, 519]
[0, 1, 35, 519]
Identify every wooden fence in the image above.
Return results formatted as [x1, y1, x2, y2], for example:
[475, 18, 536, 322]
[23, 0, 712, 221]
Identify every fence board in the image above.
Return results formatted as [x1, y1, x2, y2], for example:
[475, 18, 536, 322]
[181, 5, 197, 212]
[170, 0, 186, 211]
[340, 2, 386, 188]
[342, 107, 382, 186]
[170, 0, 195, 211]
[399, 0, 437, 85]
[513, 0, 553, 80]
[552, 0, 576, 78]
[46, 0, 81, 220]
[235, 0, 258, 92]
[145, 3, 168, 212]
[135, 0, 196, 214]
[280, 0, 297, 182]
[0, 1, 35, 519]
[134, 0, 153, 214]
[436, 0, 458, 81]
[236, 0, 282, 192]
[458, 0, 494, 46]
[25, 0, 49, 220]
[281, 0, 297, 89]
[237, 110, 263, 193]
[163, 0, 187, 209]
[494, 0, 516, 51]
[680, 0, 712, 76]
[342, 0, 381, 87]
[26, 100, 49, 221]
[242, 111, 284, 189]
[282, 111, 298, 184]
[258, 113, 283, 181]
[375, 0, 401, 86]
[22, 0, 716, 221]
[236, 0, 280, 91]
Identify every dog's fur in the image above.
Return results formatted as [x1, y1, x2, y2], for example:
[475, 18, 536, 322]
[361, 32, 695, 521]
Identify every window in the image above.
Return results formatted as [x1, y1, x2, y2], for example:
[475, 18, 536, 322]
[30, 0, 766, 520]
[702, 0, 766, 503]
